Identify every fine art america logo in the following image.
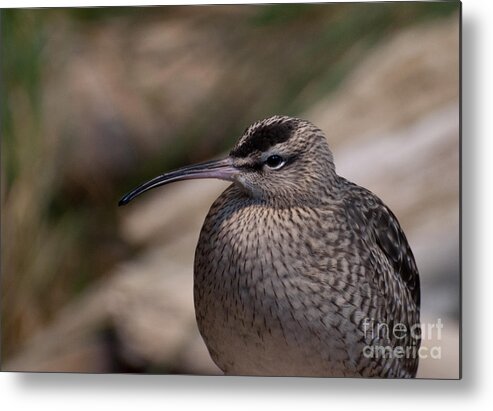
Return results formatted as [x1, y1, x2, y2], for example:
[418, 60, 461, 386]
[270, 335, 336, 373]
[362, 318, 443, 360]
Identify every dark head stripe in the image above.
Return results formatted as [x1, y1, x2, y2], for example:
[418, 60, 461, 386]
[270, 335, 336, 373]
[230, 118, 297, 158]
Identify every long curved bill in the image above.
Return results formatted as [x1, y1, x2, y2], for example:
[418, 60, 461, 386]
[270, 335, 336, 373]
[118, 157, 238, 206]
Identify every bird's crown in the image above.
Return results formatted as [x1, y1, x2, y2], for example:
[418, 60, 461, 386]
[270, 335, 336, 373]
[230, 115, 307, 158]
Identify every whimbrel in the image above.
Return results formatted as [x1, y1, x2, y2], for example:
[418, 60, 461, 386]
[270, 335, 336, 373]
[119, 115, 421, 377]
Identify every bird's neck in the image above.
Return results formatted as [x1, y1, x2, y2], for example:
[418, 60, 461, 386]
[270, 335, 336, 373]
[229, 175, 344, 209]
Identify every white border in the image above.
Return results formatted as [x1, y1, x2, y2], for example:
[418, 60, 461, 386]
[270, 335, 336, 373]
[3, 0, 492, 408]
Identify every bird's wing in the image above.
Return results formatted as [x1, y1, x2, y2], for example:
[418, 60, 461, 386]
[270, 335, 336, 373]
[342, 184, 421, 377]
[342, 185, 420, 309]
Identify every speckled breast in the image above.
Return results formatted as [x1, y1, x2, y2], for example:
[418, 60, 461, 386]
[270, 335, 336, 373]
[192, 185, 386, 377]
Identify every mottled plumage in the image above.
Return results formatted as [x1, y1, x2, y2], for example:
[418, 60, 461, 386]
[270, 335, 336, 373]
[119, 115, 421, 378]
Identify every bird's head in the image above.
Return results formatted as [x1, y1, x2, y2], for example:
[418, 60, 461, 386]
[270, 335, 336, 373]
[119, 116, 337, 207]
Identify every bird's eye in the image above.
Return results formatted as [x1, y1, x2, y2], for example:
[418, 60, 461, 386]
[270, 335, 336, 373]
[265, 155, 286, 170]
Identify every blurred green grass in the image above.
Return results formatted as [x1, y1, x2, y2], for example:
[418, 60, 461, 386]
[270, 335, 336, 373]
[0, 2, 459, 362]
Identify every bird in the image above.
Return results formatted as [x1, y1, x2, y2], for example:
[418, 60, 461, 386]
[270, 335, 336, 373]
[119, 115, 421, 378]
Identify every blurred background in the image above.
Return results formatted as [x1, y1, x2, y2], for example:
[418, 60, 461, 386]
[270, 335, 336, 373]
[1, 3, 459, 377]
